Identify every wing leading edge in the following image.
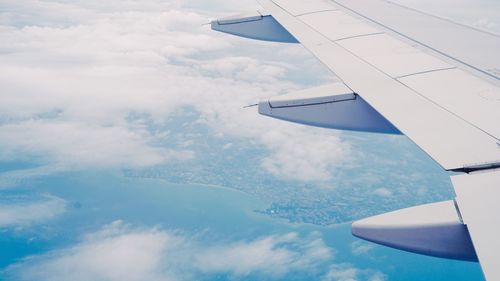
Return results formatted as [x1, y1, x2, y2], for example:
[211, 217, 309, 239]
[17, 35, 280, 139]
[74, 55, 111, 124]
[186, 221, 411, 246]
[212, 0, 500, 279]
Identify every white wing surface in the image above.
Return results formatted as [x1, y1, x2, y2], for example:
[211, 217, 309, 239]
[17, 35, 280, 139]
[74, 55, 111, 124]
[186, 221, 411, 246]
[453, 171, 500, 280]
[212, 1, 500, 279]
[258, 0, 500, 172]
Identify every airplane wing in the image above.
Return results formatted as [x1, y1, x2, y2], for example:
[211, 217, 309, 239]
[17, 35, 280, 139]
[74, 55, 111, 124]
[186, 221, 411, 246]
[211, 0, 500, 279]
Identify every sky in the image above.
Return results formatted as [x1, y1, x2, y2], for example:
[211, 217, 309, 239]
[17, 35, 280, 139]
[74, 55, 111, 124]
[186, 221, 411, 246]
[0, 0, 498, 280]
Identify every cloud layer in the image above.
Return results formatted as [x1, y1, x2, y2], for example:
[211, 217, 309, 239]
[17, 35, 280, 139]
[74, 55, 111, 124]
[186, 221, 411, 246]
[0, 0, 348, 181]
[5, 220, 335, 281]
[0, 195, 66, 227]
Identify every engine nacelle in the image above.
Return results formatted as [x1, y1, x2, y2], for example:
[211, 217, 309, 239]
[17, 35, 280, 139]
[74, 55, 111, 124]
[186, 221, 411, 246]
[352, 200, 478, 261]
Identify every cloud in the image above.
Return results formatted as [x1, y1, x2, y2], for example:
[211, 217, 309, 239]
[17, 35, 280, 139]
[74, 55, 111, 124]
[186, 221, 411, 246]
[0, 120, 193, 169]
[0, 4, 224, 172]
[0, 0, 350, 181]
[0, 195, 66, 226]
[197, 232, 332, 277]
[351, 241, 374, 256]
[322, 264, 386, 281]
[371, 188, 393, 198]
[0, 166, 60, 188]
[259, 127, 350, 181]
[4, 220, 333, 281]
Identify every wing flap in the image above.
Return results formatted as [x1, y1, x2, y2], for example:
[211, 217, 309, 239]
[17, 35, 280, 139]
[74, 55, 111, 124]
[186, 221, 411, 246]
[336, 33, 453, 78]
[299, 10, 381, 41]
[333, 0, 500, 81]
[399, 68, 500, 142]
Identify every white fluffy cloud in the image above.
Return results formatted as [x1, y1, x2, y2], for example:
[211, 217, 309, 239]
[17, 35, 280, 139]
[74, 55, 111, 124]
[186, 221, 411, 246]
[322, 264, 386, 281]
[0, 120, 193, 169]
[0, 195, 66, 226]
[197, 232, 332, 277]
[371, 188, 393, 198]
[0, 0, 350, 181]
[350, 241, 374, 256]
[260, 127, 350, 181]
[5, 220, 333, 281]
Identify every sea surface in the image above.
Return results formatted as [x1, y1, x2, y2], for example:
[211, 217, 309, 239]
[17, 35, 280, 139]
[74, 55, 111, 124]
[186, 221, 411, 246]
[0, 171, 484, 280]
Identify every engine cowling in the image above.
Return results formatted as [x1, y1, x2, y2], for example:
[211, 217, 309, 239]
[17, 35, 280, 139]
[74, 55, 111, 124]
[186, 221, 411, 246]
[352, 200, 478, 261]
